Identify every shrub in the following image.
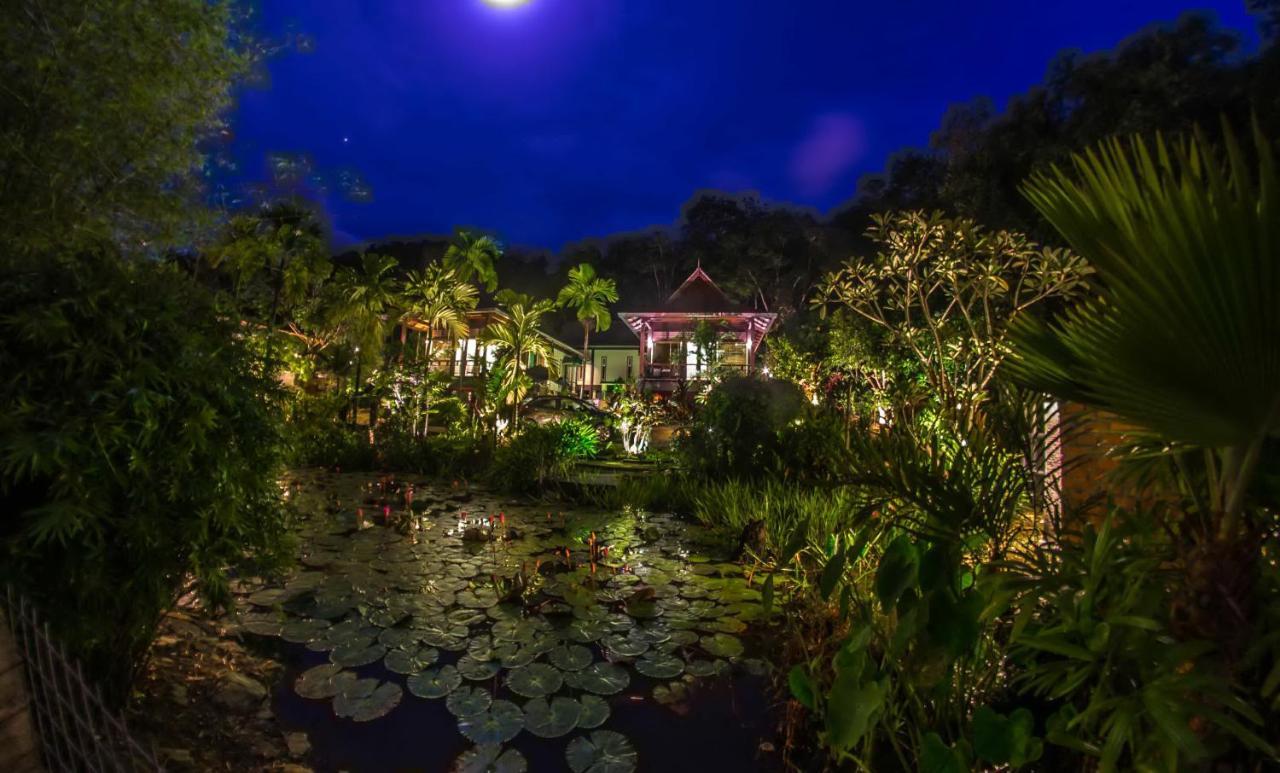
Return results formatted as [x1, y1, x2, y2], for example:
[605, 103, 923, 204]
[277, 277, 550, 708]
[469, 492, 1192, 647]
[0, 251, 289, 700]
[375, 428, 491, 478]
[286, 392, 376, 469]
[488, 423, 567, 495]
[556, 414, 602, 460]
[681, 375, 847, 482]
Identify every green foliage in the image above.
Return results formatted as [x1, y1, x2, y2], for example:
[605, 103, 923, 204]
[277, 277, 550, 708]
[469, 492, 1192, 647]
[920, 733, 970, 773]
[328, 252, 402, 359]
[817, 210, 1090, 431]
[557, 263, 620, 395]
[555, 415, 602, 460]
[484, 299, 559, 413]
[971, 706, 1042, 766]
[1013, 123, 1279, 523]
[444, 230, 502, 293]
[488, 423, 569, 495]
[0, 251, 289, 699]
[286, 389, 487, 477]
[286, 392, 376, 470]
[823, 630, 887, 754]
[687, 479, 862, 541]
[0, 0, 253, 257]
[681, 376, 835, 481]
[998, 513, 1276, 770]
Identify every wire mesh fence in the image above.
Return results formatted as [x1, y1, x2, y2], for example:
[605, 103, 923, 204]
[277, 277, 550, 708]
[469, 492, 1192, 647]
[2, 587, 162, 773]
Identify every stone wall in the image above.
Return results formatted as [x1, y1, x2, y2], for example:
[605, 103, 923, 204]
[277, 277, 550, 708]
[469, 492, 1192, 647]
[0, 610, 43, 773]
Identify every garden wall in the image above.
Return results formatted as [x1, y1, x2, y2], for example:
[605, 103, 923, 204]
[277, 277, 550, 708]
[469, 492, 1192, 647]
[1059, 402, 1143, 514]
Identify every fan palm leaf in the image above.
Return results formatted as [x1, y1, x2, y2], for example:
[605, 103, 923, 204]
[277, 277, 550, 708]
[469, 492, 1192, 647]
[1011, 121, 1279, 521]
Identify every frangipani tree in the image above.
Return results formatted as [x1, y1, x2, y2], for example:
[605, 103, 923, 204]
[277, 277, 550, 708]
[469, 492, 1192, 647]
[556, 263, 618, 397]
[1011, 123, 1279, 536]
[816, 211, 1091, 431]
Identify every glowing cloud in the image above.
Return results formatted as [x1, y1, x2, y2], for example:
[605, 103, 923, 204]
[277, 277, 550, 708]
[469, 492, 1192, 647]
[789, 112, 867, 197]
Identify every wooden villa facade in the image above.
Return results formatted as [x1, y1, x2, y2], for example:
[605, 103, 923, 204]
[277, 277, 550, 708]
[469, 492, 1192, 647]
[403, 308, 581, 397]
[618, 266, 777, 395]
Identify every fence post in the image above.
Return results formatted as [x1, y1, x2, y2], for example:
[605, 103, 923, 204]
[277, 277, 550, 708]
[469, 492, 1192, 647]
[0, 602, 43, 773]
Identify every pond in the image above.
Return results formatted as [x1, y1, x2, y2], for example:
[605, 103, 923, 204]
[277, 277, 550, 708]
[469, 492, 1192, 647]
[236, 470, 784, 772]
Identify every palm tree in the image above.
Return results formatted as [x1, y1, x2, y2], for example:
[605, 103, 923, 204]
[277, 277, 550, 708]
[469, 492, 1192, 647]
[444, 230, 502, 293]
[1010, 123, 1278, 648]
[1012, 123, 1278, 533]
[483, 299, 559, 425]
[215, 201, 330, 370]
[556, 263, 619, 397]
[329, 252, 401, 420]
[402, 264, 478, 434]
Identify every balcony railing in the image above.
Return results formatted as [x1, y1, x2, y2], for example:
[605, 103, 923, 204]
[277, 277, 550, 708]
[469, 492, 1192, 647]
[642, 363, 749, 381]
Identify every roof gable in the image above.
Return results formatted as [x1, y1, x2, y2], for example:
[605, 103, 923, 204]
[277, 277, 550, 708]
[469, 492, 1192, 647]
[663, 265, 748, 313]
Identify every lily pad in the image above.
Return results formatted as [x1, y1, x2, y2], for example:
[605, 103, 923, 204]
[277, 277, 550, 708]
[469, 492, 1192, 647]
[240, 618, 283, 637]
[506, 663, 563, 698]
[565, 730, 638, 773]
[494, 643, 538, 669]
[457, 588, 500, 609]
[709, 616, 748, 634]
[699, 633, 744, 658]
[635, 652, 684, 679]
[548, 645, 593, 672]
[407, 665, 462, 699]
[568, 663, 630, 695]
[683, 659, 728, 678]
[601, 634, 648, 658]
[458, 655, 503, 682]
[652, 681, 689, 706]
[282, 619, 331, 644]
[295, 664, 344, 699]
[335, 681, 402, 722]
[458, 699, 525, 745]
[455, 744, 528, 773]
[446, 686, 494, 718]
[522, 696, 582, 738]
[565, 619, 609, 643]
[492, 619, 538, 643]
[378, 628, 423, 649]
[331, 642, 387, 668]
[384, 646, 439, 674]
[577, 694, 611, 729]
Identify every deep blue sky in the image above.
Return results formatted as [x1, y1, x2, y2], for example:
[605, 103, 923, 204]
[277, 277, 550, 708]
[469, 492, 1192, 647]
[226, 1, 1256, 250]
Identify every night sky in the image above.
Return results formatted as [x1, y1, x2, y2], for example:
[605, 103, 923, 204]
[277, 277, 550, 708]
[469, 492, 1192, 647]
[227, 1, 1256, 250]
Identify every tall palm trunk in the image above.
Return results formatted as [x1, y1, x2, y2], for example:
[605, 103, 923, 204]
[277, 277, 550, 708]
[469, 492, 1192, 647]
[422, 330, 436, 437]
[581, 323, 591, 398]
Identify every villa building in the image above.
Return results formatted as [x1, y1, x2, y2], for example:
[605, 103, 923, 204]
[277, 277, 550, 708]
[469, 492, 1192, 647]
[402, 266, 776, 403]
[618, 265, 776, 395]
[404, 308, 580, 398]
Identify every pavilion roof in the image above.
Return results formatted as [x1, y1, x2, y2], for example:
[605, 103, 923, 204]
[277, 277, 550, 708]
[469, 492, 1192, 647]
[661, 265, 749, 314]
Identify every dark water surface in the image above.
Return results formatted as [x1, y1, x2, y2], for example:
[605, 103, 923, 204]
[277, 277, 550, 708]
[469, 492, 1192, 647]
[243, 471, 785, 772]
[273, 645, 781, 771]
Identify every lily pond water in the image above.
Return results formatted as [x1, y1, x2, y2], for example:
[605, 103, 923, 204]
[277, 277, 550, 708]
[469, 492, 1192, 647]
[236, 470, 783, 772]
